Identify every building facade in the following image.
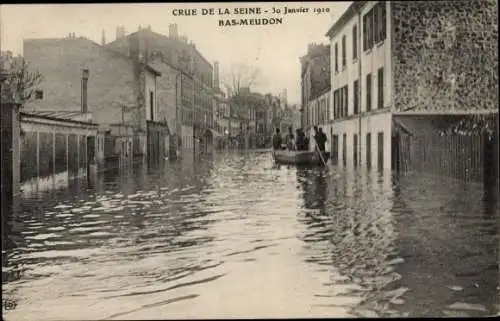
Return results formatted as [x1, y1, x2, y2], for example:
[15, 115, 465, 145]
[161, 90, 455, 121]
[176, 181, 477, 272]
[300, 43, 331, 129]
[326, 0, 497, 171]
[104, 25, 214, 157]
[23, 35, 163, 166]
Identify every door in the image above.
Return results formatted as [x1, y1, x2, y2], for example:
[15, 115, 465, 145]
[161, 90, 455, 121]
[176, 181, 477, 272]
[366, 133, 372, 169]
[378, 132, 384, 171]
[332, 134, 339, 165]
[353, 134, 358, 168]
[342, 134, 347, 166]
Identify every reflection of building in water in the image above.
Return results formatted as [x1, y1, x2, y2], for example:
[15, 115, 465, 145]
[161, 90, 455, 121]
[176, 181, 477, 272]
[296, 168, 328, 212]
[298, 168, 400, 316]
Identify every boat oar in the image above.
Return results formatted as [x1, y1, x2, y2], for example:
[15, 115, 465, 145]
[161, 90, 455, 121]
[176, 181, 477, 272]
[314, 139, 327, 166]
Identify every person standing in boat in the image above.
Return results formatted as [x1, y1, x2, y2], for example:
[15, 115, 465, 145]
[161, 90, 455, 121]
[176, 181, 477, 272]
[284, 126, 295, 150]
[295, 129, 307, 151]
[272, 128, 283, 151]
[315, 127, 328, 152]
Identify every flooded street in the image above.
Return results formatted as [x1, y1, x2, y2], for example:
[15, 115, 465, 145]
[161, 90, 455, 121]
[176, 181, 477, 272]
[2, 150, 499, 319]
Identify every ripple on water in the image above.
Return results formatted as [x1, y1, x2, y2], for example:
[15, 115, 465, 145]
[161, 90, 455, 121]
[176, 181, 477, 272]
[3, 153, 498, 319]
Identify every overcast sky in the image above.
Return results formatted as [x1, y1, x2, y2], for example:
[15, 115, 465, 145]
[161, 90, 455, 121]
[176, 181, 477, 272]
[1, 2, 351, 104]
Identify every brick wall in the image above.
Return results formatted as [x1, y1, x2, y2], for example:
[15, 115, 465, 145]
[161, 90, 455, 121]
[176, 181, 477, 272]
[392, 0, 498, 112]
[24, 38, 139, 127]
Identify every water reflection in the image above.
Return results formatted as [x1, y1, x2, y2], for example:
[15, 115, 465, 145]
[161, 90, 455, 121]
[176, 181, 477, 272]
[2, 151, 498, 319]
[296, 166, 498, 318]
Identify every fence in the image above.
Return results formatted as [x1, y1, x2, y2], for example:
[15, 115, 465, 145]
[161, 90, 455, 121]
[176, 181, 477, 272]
[398, 132, 497, 185]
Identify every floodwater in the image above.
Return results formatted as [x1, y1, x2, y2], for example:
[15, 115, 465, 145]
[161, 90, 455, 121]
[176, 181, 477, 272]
[2, 150, 499, 319]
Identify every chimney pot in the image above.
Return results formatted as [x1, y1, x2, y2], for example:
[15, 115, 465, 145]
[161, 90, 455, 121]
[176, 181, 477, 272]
[82, 68, 89, 80]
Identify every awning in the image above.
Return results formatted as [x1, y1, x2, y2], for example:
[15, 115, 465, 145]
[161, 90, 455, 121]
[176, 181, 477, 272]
[205, 128, 223, 138]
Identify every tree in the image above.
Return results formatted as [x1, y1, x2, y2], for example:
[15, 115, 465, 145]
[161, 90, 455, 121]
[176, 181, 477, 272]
[222, 63, 261, 97]
[1, 51, 44, 103]
[222, 63, 264, 123]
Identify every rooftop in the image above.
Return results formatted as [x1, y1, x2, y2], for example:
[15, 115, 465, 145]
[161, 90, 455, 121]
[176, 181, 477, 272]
[325, 1, 366, 39]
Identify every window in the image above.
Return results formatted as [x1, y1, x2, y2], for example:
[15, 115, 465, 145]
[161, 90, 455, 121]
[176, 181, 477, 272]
[366, 133, 372, 169]
[379, 2, 387, 42]
[363, 3, 387, 52]
[334, 43, 338, 72]
[363, 14, 368, 51]
[377, 67, 384, 109]
[339, 88, 344, 118]
[378, 2, 387, 42]
[35, 89, 44, 100]
[367, 10, 374, 49]
[334, 90, 339, 119]
[353, 134, 358, 167]
[342, 35, 346, 67]
[353, 80, 359, 114]
[366, 73, 372, 112]
[352, 25, 358, 60]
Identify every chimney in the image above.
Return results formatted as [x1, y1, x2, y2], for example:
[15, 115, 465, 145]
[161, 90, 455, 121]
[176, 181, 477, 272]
[169, 24, 178, 38]
[101, 29, 106, 45]
[213, 61, 219, 88]
[116, 26, 125, 40]
[81, 68, 89, 113]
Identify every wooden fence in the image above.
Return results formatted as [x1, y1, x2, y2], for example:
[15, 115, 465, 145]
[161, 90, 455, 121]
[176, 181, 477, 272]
[398, 132, 497, 185]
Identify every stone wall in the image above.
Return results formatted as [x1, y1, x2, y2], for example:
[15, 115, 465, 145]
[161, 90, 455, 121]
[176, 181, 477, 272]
[392, 0, 498, 112]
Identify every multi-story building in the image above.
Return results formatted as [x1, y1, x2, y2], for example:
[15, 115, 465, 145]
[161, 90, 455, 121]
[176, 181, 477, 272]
[104, 24, 214, 157]
[300, 43, 331, 129]
[326, 0, 498, 170]
[23, 34, 163, 166]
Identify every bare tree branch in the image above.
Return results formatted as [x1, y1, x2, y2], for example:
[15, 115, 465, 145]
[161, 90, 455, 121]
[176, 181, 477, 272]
[222, 63, 261, 96]
[1, 51, 44, 103]
[222, 63, 262, 122]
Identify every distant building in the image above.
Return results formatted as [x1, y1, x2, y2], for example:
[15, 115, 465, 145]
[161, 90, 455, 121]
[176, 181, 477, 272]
[104, 25, 215, 157]
[300, 43, 331, 129]
[326, 0, 498, 171]
[23, 35, 163, 166]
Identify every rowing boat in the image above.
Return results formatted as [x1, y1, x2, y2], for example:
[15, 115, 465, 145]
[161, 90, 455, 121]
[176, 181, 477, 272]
[272, 150, 330, 166]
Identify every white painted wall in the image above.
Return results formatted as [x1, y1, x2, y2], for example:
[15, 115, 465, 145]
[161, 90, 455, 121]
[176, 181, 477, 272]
[330, 11, 361, 119]
[360, 111, 392, 170]
[329, 111, 392, 170]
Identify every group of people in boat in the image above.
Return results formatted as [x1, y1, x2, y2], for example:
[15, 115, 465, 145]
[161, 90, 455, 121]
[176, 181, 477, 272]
[272, 126, 327, 152]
